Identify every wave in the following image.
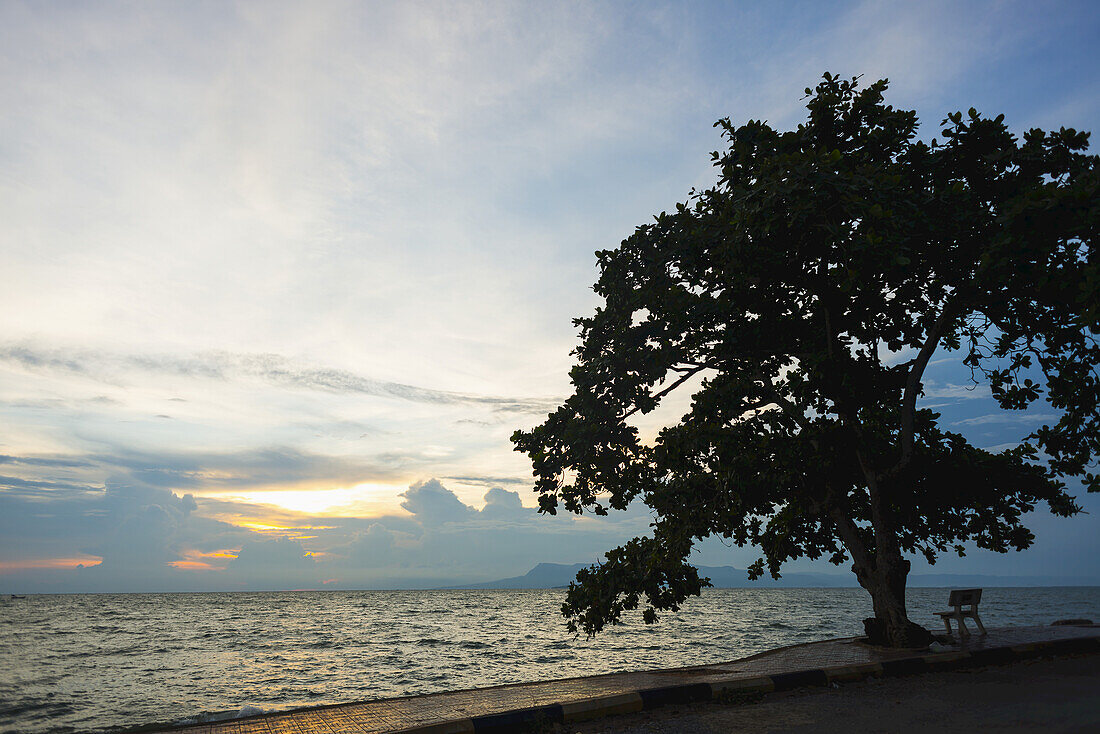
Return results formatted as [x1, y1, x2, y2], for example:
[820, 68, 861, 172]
[173, 704, 274, 727]
[6, 587, 1097, 734]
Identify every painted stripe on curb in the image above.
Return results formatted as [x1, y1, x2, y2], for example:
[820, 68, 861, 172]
[921, 651, 971, 670]
[824, 662, 884, 683]
[1037, 638, 1081, 656]
[1046, 636, 1100, 654]
[880, 656, 930, 676]
[471, 704, 563, 732]
[638, 683, 713, 708]
[561, 693, 644, 722]
[769, 669, 829, 691]
[709, 676, 776, 695]
[967, 646, 1017, 666]
[1009, 642, 1042, 655]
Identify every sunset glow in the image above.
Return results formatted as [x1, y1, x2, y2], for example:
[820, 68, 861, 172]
[231, 522, 337, 539]
[165, 549, 240, 571]
[0, 557, 102, 572]
[211, 484, 405, 517]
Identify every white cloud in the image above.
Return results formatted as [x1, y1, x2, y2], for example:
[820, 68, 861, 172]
[950, 412, 1057, 427]
[921, 382, 989, 401]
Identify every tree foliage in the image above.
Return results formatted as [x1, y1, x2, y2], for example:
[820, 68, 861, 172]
[512, 74, 1098, 643]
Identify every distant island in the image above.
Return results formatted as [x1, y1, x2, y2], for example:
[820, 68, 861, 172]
[439, 563, 1100, 590]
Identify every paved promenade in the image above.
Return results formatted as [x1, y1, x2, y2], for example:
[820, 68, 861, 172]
[155, 624, 1099, 734]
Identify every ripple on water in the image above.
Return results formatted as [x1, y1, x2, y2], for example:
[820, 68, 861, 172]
[2, 588, 1098, 734]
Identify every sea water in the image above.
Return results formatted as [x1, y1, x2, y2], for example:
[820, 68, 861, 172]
[1, 587, 1097, 733]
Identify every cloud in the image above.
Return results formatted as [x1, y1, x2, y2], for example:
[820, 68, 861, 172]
[227, 537, 315, 574]
[92, 445, 403, 490]
[480, 487, 527, 519]
[0, 476, 257, 590]
[950, 412, 1057, 427]
[0, 475, 100, 496]
[0, 475, 642, 591]
[0, 344, 560, 413]
[399, 479, 477, 524]
[340, 523, 399, 568]
[920, 382, 989, 401]
[0, 454, 95, 468]
[445, 475, 528, 487]
[85, 496, 191, 570]
[0, 445, 411, 503]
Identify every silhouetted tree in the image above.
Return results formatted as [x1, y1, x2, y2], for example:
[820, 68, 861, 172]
[512, 74, 1098, 648]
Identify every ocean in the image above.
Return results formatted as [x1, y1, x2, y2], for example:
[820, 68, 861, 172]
[2, 587, 1097, 733]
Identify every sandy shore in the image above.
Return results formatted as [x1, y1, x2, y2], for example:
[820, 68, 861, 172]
[557, 652, 1100, 733]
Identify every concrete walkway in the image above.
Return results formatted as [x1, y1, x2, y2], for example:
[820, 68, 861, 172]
[155, 625, 1099, 734]
[566, 652, 1100, 733]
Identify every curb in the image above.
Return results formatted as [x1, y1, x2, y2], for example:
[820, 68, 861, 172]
[391, 634, 1100, 733]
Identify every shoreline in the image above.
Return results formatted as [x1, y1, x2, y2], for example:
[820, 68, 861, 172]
[146, 623, 1100, 734]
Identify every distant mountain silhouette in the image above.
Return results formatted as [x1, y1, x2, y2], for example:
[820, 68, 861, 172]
[440, 563, 1100, 590]
[449, 563, 588, 589]
[444, 563, 852, 589]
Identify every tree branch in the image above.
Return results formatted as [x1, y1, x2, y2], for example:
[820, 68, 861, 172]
[622, 364, 707, 419]
[751, 372, 810, 429]
[770, 391, 810, 429]
[828, 507, 872, 571]
[896, 306, 954, 471]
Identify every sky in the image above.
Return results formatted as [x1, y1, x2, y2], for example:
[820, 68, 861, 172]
[2, 0, 1099, 593]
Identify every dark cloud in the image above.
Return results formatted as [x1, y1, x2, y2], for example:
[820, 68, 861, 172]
[228, 537, 314, 573]
[0, 474, 101, 495]
[0, 343, 559, 413]
[8, 461, 1093, 595]
[84, 496, 189, 570]
[99, 446, 356, 489]
[30, 444, 410, 491]
[0, 454, 95, 468]
[234, 353, 557, 413]
[0, 476, 694, 591]
[445, 475, 528, 487]
[0, 474, 259, 592]
[0, 345, 90, 375]
[340, 523, 400, 567]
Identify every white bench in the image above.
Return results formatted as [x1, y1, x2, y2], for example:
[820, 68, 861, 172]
[935, 588, 987, 637]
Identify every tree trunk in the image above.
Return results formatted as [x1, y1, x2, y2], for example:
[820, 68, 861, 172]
[854, 554, 933, 648]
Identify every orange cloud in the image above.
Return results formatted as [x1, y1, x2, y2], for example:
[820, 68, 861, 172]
[167, 549, 241, 571]
[231, 521, 336, 540]
[0, 556, 103, 572]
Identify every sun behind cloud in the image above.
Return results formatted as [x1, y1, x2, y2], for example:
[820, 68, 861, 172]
[210, 482, 404, 517]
